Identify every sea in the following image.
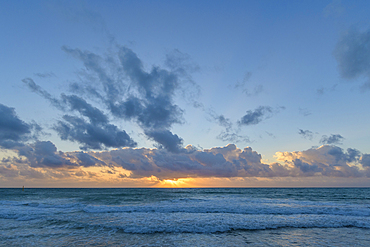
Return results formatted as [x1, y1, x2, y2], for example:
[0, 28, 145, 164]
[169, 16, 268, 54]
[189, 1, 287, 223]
[0, 188, 369, 246]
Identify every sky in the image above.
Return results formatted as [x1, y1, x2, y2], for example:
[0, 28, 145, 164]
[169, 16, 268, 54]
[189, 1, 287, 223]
[1, 0, 370, 187]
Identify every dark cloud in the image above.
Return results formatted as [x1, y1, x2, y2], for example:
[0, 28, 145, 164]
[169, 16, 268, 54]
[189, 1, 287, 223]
[145, 130, 183, 153]
[334, 28, 370, 85]
[0, 104, 35, 148]
[276, 145, 366, 178]
[23, 79, 137, 150]
[115, 47, 184, 128]
[16, 141, 75, 168]
[207, 110, 250, 143]
[217, 132, 251, 143]
[298, 129, 314, 140]
[22, 78, 64, 110]
[57, 46, 191, 152]
[34, 72, 56, 78]
[238, 106, 273, 126]
[326, 146, 361, 164]
[54, 115, 136, 150]
[92, 144, 273, 179]
[346, 148, 361, 163]
[207, 111, 232, 132]
[5, 140, 107, 171]
[61, 94, 108, 124]
[25, 45, 201, 152]
[293, 159, 323, 175]
[0, 164, 20, 177]
[73, 152, 107, 167]
[2, 142, 370, 180]
[360, 154, 370, 167]
[320, 134, 344, 145]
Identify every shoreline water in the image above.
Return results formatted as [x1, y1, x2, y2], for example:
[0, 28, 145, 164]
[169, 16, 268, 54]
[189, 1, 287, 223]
[1, 188, 369, 246]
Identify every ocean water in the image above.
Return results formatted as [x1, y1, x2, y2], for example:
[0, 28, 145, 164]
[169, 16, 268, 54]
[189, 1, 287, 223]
[0, 188, 369, 246]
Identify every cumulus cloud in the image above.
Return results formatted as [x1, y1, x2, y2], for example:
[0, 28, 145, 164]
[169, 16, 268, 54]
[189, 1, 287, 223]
[54, 115, 136, 150]
[0, 103, 40, 148]
[1, 139, 109, 174]
[320, 134, 344, 145]
[16, 141, 76, 168]
[0, 164, 20, 178]
[24, 46, 198, 152]
[91, 144, 275, 179]
[95, 144, 368, 179]
[23, 78, 137, 150]
[145, 129, 183, 153]
[360, 154, 370, 167]
[1, 142, 370, 181]
[298, 129, 314, 140]
[275, 145, 366, 178]
[334, 28, 370, 88]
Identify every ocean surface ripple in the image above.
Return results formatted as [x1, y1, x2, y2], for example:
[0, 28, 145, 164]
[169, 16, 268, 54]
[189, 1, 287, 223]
[1, 188, 369, 246]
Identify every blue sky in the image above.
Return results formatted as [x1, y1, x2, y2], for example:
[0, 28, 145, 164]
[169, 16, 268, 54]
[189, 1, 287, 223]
[1, 0, 370, 187]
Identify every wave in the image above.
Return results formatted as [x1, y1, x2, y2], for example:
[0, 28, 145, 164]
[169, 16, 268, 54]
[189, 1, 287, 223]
[82, 197, 370, 217]
[41, 213, 370, 233]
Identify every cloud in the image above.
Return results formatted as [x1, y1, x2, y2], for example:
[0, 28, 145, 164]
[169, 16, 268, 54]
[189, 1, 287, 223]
[54, 114, 136, 150]
[53, 94, 137, 150]
[2, 142, 370, 181]
[145, 129, 183, 153]
[234, 72, 252, 89]
[232, 71, 263, 97]
[238, 106, 273, 126]
[292, 159, 323, 175]
[92, 144, 275, 179]
[55, 46, 192, 152]
[0, 164, 20, 178]
[275, 145, 365, 178]
[22, 78, 65, 110]
[298, 108, 311, 117]
[298, 129, 314, 140]
[34, 72, 56, 78]
[217, 132, 251, 143]
[320, 134, 344, 145]
[360, 154, 370, 167]
[334, 28, 370, 85]
[323, 0, 345, 18]
[207, 110, 250, 143]
[0, 103, 38, 148]
[61, 94, 109, 125]
[16, 141, 75, 168]
[1, 139, 108, 172]
[317, 84, 337, 95]
[23, 78, 137, 150]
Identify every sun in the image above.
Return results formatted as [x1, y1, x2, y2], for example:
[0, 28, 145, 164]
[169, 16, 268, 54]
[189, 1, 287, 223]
[156, 178, 194, 188]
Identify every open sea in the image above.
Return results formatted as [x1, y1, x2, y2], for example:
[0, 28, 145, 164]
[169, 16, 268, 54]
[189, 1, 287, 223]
[0, 188, 369, 246]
